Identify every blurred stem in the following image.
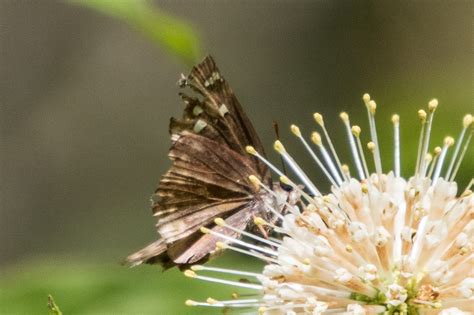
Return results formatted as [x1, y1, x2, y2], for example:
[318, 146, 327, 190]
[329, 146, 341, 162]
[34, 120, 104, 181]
[47, 295, 62, 315]
[68, 0, 202, 66]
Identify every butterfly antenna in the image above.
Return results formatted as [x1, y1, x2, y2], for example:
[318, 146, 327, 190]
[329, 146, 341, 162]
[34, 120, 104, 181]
[273, 121, 287, 175]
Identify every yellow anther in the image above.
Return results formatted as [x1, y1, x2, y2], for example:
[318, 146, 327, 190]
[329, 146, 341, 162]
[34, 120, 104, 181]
[463, 114, 473, 128]
[184, 270, 197, 278]
[206, 297, 218, 304]
[279, 175, 291, 185]
[245, 145, 257, 155]
[418, 109, 427, 122]
[428, 99, 438, 112]
[249, 175, 260, 184]
[367, 141, 376, 151]
[444, 136, 455, 147]
[361, 183, 369, 193]
[313, 112, 324, 126]
[248, 175, 261, 191]
[351, 125, 361, 137]
[254, 217, 267, 226]
[391, 114, 400, 124]
[362, 93, 371, 104]
[185, 299, 198, 306]
[311, 132, 322, 146]
[340, 112, 349, 123]
[216, 241, 228, 249]
[291, 124, 301, 137]
[273, 140, 286, 153]
[341, 164, 350, 174]
[214, 218, 225, 226]
[368, 100, 377, 114]
[459, 247, 468, 255]
[200, 227, 211, 234]
[191, 265, 204, 271]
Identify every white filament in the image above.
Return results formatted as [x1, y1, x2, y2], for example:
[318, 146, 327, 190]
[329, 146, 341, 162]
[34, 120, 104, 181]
[342, 119, 365, 179]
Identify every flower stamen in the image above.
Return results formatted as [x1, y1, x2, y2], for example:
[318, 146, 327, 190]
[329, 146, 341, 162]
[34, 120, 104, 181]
[200, 227, 278, 257]
[184, 269, 263, 290]
[314, 112, 349, 181]
[215, 241, 280, 264]
[246, 145, 285, 177]
[310, 130, 344, 185]
[341, 112, 366, 180]
[419, 99, 438, 176]
[415, 109, 427, 176]
[185, 94, 472, 315]
[290, 125, 339, 187]
[432, 136, 455, 184]
[364, 95, 383, 175]
[392, 114, 401, 177]
[214, 217, 282, 249]
[274, 140, 321, 196]
[352, 125, 370, 179]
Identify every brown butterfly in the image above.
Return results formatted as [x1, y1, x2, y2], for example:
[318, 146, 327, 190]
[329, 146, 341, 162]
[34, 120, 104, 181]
[126, 56, 294, 268]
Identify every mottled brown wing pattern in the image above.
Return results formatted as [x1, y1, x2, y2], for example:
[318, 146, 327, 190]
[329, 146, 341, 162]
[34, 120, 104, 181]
[149, 132, 267, 265]
[171, 55, 270, 184]
[155, 132, 260, 243]
[167, 207, 258, 264]
[126, 56, 271, 267]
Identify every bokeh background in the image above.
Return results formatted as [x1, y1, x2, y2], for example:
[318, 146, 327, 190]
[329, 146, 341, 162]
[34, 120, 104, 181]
[0, 0, 472, 314]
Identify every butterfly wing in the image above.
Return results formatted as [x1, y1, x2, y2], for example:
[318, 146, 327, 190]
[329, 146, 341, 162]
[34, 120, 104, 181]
[155, 132, 259, 244]
[171, 55, 270, 183]
[126, 56, 271, 266]
[167, 206, 258, 265]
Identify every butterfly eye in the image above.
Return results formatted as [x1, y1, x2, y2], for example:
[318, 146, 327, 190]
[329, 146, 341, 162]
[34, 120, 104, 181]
[279, 180, 293, 192]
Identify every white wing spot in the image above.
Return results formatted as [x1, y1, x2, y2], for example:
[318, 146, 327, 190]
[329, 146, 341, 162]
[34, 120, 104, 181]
[193, 119, 208, 133]
[193, 106, 204, 116]
[219, 104, 229, 117]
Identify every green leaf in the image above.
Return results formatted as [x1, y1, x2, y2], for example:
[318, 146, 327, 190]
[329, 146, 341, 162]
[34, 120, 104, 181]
[68, 0, 202, 65]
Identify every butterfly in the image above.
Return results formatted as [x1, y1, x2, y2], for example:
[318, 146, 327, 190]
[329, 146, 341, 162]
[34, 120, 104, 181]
[126, 56, 294, 268]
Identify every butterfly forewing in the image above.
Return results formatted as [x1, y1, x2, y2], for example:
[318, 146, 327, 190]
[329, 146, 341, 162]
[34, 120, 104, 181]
[126, 56, 273, 267]
[172, 56, 270, 183]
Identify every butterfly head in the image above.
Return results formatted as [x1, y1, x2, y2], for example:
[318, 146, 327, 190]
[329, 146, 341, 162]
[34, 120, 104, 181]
[252, 181, 300, 233]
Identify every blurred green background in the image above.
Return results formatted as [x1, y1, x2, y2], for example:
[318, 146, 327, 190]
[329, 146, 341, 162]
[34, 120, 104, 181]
[0, 0, 472, 314]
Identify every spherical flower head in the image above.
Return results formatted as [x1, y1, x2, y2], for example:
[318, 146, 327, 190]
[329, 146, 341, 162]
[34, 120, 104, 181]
[185, 96, 473, 315]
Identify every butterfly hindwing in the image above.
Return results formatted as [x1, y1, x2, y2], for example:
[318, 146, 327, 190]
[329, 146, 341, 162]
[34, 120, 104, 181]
[154, 132, 259, 244]
[167, 206, 258, 265]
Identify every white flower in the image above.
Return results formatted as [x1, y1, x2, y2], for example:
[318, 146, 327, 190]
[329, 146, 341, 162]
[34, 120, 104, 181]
[439, 308, 467, 315]
[359, 264, 378, 282]
[185, 96, 473, 314]
[335, 268, 353, 284]
[347, 303, 366, 315]
[458, 278, 473, 298]
[386, 283, 408, 306]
